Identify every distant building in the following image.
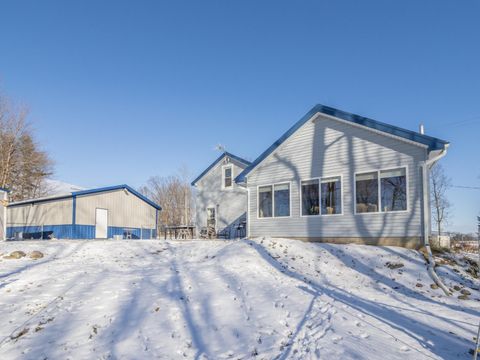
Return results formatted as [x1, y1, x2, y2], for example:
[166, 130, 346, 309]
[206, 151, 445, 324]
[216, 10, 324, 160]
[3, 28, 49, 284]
[5, 185, 161, 240]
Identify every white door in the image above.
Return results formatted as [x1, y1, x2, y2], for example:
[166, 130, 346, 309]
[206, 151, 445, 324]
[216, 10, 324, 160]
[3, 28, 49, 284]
[95, 208, 108, 239]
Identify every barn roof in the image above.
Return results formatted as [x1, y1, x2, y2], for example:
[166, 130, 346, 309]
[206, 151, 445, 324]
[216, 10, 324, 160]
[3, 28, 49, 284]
[7, 184, 162, 210]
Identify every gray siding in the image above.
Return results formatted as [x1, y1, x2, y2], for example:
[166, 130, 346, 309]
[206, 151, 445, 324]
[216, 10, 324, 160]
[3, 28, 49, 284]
[8, 197, 73, 226]
[195, 157, 248, 236]
[246, 115, 428, 243]
[76, 189, 156, 228]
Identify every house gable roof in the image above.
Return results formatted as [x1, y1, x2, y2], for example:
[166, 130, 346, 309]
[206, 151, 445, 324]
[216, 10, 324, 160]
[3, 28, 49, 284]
[191, 151, 251, 186]
[8, 184, 162, 210]
[235, 104, 449, 184]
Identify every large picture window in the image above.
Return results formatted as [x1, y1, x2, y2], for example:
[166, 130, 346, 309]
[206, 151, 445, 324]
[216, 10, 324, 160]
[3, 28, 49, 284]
[321, 176, 342, 215]
[274, 183, 290, 217]
[380, 168, 407, 212]
[258, 183, 290, 218]
[301, 179, 319, 216]
[356, 167, 407, 213]
[258, 185, 273, 218]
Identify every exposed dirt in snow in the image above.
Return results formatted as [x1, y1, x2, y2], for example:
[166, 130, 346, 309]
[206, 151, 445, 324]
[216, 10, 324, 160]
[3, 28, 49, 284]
[0, 238, 478, 359]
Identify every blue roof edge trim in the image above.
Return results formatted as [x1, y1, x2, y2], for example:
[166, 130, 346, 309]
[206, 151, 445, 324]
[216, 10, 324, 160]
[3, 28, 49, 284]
[73, 184, 162, 210]
[235, 104, 449, 184]
[0, 187, 11, 193]
[191, 151, 252, 186]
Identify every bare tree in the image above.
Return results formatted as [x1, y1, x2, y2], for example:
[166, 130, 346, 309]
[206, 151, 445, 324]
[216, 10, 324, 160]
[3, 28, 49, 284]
[0, 94, 53, 201]
[139, 169, 194, 230]
[430, 163, 451, 238]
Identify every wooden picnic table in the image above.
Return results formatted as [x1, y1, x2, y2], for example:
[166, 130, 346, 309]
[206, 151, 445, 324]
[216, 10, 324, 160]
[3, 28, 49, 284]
[163, 225, 195, 240]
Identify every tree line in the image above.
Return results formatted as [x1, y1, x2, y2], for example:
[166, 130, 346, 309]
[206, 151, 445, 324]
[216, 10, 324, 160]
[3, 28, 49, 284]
[139, 170, 194, 229]
[0, 94, 53, 201]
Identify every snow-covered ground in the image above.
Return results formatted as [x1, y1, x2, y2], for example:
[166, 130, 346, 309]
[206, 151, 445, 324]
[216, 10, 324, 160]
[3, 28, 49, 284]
[0, 238, 478, 359]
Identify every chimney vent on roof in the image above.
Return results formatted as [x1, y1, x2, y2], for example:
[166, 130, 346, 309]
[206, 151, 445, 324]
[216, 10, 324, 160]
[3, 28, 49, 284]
[419, 123, 425, 135]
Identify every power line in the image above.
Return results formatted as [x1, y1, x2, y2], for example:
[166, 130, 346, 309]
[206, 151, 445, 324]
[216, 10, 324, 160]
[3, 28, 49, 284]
[451, 185, 480, 190]
[439, 115, 480, 127]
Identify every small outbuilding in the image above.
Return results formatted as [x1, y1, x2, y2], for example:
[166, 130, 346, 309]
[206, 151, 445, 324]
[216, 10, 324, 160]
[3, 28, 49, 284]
[6, 184, 161, 240]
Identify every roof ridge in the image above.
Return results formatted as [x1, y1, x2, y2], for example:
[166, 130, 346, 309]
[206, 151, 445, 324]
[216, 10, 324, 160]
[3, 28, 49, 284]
[191, 151, 251, 186]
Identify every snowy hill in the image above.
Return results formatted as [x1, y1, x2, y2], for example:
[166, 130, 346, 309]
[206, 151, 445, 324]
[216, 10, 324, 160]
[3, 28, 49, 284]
[0, 238, 478, 359]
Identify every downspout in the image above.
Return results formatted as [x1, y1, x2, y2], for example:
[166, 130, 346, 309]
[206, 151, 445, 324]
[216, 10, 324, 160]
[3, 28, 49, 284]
[422, 145, 451, 295]
[247, 185, 250, 238]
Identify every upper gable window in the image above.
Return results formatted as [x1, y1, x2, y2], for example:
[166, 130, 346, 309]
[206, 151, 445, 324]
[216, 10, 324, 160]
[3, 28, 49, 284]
[223, 165, 233, 188]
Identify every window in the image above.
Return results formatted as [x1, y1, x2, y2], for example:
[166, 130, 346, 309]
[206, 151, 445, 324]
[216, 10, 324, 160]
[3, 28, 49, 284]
[355, 172, 379, 213]
[274, 183, 290, 217]
[321, 176, 342, 215]
[223, 166, 232, 188]
[380, 168, 407, 212]
[302, 176, 343, 216]
[258, 185, 273, 218]
[356, 167, 407, 213]
[301, 179, 319, 216]
[258, 183, 291, 218]
[207, 207, 216, 228]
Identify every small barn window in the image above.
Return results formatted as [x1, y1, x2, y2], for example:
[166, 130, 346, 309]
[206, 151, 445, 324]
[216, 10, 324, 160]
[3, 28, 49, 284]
[321, 176, 342, 215]
[258, 185, 273, 218]
[301, 179, 320, 216]
[380, 168, 407, 212]
[274, 183, 290, 217]
[355, 172, 379, 213]
[223, 166, 233, 188]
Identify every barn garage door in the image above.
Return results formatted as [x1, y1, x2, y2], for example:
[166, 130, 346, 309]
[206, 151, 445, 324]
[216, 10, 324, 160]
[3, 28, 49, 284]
[95, 208, 108, 239]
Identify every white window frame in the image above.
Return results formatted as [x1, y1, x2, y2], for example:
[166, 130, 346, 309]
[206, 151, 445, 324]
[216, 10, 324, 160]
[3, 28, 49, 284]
[354, 166, 409, 215]
[222, 164, 234, 189]
[299, 175, 344, 217]
[257, 181, 292, 219]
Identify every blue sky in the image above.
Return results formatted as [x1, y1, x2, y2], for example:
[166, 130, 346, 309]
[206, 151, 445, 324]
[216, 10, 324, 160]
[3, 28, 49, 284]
[0, 1, 479, 232]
